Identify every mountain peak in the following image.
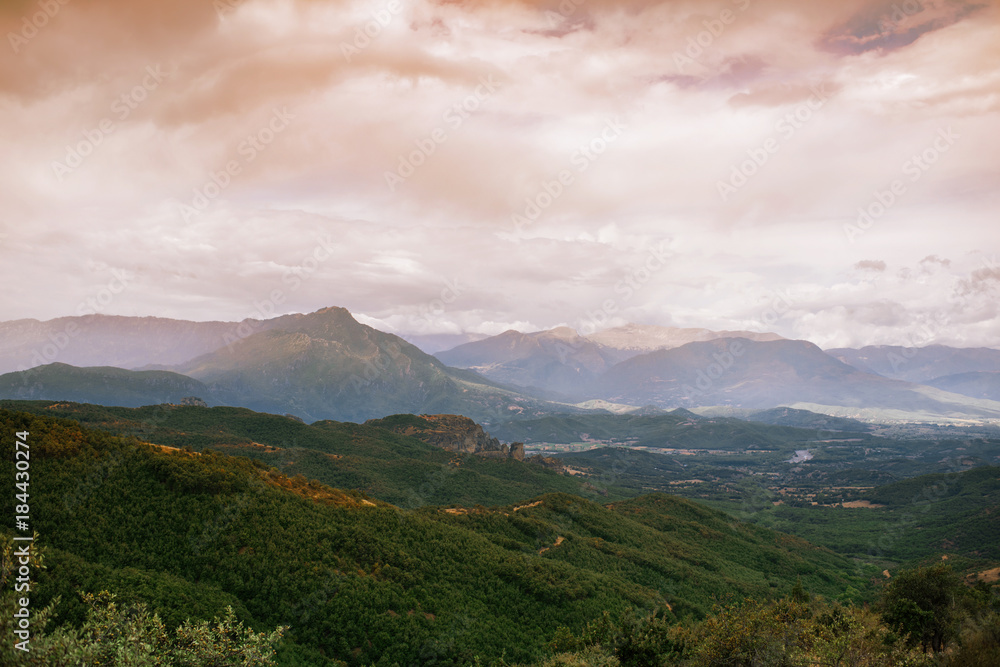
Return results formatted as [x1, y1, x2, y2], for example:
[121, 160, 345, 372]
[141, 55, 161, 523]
[543, 326, 579, 339]
[262, 306, 367, 342]
[311, 306, 353, 318]
[295, 306, 358, 327]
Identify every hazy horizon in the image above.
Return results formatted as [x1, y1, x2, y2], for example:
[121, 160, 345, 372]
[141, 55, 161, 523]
[3, 305, 1000, 355]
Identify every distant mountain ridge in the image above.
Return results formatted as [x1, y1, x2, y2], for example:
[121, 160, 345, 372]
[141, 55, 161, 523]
[826, 344, 1000, 383]
[437, 329, 1000, 421]
[585, 322, 785, 352]
[3, 308, 1000, 424]
[400, 332, 491, 354]
[0, 314, 273, 375]
[594, 337, 1000, 419]
[0, 308, 585, 423]
[434, 324, 786, 397]
[168, 307, 577, 423]
[925, 371, 1000, 403]
[0, 362, 212, 408]
[435, 327, 624, 396]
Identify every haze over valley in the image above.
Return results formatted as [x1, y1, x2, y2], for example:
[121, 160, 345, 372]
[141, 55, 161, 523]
[4, 306, 1000, 427]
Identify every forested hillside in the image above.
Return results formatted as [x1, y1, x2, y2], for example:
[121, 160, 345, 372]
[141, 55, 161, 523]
[1, 408, 870, 664]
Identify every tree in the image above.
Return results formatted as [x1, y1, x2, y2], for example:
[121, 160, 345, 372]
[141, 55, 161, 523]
[1, 539, 286, 666]
[790, 577, 810, 603]
[879, 564, 963, 653]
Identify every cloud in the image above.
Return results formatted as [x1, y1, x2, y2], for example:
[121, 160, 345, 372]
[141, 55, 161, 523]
[0, 0, 997, 351]
[920, 254, 951, 268]
[855, 259, 887, 272]
[956, 260, 1000, 296]
[818, 0, 987, 56]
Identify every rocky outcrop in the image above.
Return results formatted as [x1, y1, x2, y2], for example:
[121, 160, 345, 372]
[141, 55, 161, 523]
[365, 413, 524, 461]
[509, 441, 525, 461]
[525, 454, 565, 473]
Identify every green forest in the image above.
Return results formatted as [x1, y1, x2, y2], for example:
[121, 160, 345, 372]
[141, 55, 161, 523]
[1, 404, 997, 665]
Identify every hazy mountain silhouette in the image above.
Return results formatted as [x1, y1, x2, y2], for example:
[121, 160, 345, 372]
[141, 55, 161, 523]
[593, 338, 1000, 419]
[171, 307, 575, 423]
[0, 363, 211, 407]
[826, 344, 1000, 383]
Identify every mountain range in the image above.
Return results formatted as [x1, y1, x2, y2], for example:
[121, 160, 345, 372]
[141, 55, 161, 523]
[591, 337, 1000, 420]
[168, 307, 565, 423]
[826, 344, 1000, 383]
[924, 371, 1000, 402]
[1, 308, 582, 423]
[435, 324, 786, 396]
[1, 307, 999, 423]
[0, 313, 267, 374]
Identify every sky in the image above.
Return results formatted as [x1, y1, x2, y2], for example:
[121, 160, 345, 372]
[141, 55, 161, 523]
[0, 0, 998, 349]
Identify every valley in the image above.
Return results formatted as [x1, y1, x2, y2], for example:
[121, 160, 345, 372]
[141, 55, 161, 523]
[1, 309, 998, 665]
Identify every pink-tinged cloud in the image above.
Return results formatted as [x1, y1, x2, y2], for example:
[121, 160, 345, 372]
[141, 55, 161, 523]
[0, 0, 997, 349]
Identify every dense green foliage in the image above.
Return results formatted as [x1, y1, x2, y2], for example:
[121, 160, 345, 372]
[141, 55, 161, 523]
[0, 400, 629, 507]
[2, 401, 995, 664]
[539, 575, 1000, 666]
[0, 408, 867, 664]
[539, 421, 998, 571]
[490, 412, 838, 450]
[0, 363, 210, 408]
[1, 538, 287, 666]
[733, 466, 1000, 567]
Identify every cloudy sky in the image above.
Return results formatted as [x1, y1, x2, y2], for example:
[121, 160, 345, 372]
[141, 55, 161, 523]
[1, 0, 998, 349]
